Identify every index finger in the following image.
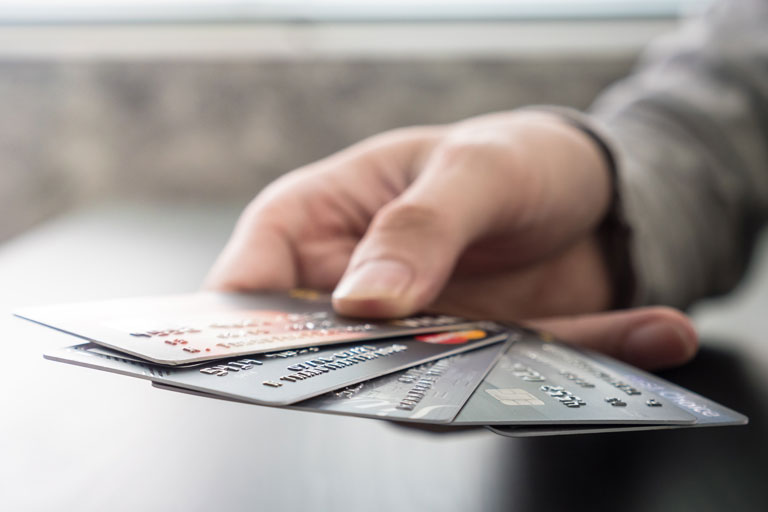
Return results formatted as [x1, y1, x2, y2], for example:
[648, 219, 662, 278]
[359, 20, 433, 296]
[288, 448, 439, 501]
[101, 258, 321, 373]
[204, 203, 298, 291]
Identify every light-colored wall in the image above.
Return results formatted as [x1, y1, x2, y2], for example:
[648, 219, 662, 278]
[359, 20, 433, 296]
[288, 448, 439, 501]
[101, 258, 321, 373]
[0, 21, 668, 242]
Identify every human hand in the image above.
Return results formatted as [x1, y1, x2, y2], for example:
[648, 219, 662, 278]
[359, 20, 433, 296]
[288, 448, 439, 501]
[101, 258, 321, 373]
[206, 110, 698, 368]
[207, 110, 614, 322]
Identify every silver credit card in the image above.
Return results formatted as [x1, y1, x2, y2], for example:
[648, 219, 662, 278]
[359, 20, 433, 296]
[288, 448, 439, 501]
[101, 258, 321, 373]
[18, 291, 481, 365]
[453, 334, 698, 426]
[44, 325, 512, 406]
[294, 345, 504, 423]
[154, 341, 508, 424]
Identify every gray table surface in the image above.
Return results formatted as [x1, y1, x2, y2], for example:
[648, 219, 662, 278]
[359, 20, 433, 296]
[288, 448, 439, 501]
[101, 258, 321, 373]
[2, 202, 767, 512]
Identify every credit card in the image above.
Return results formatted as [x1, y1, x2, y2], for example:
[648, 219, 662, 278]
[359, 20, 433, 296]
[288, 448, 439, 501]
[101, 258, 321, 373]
[154, 341, 509, 424]
[488, 346, 748, 437]
[293, 346, 504, 423]
[18, 290, 480, 365]
[452, 332, 698, 426]
[488, 424, 677, 437]
[44, 325, 512, 406]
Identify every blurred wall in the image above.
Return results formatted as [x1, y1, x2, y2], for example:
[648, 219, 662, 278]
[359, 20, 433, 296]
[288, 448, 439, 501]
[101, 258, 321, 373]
[0, 49, 637, 242]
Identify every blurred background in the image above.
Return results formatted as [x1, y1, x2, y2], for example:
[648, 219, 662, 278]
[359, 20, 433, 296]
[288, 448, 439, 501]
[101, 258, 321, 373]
[0, 0, 708, 243]
[10, 4, 768, 512]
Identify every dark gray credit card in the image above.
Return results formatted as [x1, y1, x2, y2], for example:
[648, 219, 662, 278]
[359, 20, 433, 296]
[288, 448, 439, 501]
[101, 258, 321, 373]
[153, 341, 509, 424]
[44, 325, 512, 406]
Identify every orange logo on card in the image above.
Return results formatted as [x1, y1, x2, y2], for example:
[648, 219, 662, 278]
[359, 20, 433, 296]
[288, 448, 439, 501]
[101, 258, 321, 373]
[416, 330, 486, 344]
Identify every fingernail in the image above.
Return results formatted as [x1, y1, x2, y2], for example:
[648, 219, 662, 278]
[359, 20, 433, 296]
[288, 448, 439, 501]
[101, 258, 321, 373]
[622, 322, 693, 368]
[333, 259, 413, 301]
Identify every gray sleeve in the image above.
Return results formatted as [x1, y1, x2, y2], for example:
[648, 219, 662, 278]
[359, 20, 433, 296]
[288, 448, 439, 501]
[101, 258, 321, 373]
[588, 0, 768, 308]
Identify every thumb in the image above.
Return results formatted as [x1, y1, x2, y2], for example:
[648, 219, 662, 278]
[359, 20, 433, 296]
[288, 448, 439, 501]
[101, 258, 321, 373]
[525, 307, 699, 370]
[331, 199, 472, 318]
[332, 136, 519, 317]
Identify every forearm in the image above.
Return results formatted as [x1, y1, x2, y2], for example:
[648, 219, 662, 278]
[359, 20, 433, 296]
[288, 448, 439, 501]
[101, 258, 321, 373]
[589, 0, 768, 308]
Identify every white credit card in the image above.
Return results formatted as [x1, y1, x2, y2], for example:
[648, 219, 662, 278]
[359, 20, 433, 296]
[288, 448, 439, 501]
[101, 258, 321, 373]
[18, 290, 481, 365]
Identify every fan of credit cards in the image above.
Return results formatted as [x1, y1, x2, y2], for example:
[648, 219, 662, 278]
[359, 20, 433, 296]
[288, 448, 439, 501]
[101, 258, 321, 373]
[16, 290, 747, 436]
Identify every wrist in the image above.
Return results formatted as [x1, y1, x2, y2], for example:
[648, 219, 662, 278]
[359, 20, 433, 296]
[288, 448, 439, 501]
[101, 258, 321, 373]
[521, 106, 637, 309]
[561, 117, 636, 309]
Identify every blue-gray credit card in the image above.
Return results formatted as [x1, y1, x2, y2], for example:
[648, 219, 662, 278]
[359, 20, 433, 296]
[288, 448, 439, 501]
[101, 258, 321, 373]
[43, 325, 513, 406]
[154, 342, 508, 424]
[488, 346, 748, 437]
[19, 291, 481, 365]
[452, 333, 699, 426]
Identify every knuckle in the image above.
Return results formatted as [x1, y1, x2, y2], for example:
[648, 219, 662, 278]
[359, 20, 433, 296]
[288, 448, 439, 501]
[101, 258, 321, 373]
[363, 125, 445, 149]
[242, 168, 315, 219]
[433, 139, 490, 168]
[430, 129, 522, 181]
[372, 201, 449, 236]
[439, 127, 507, 158]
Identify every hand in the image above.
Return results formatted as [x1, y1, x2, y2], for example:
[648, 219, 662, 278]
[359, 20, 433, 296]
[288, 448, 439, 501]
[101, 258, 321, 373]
[207, 110, 614, 321]
[206, 110, 698, 368]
